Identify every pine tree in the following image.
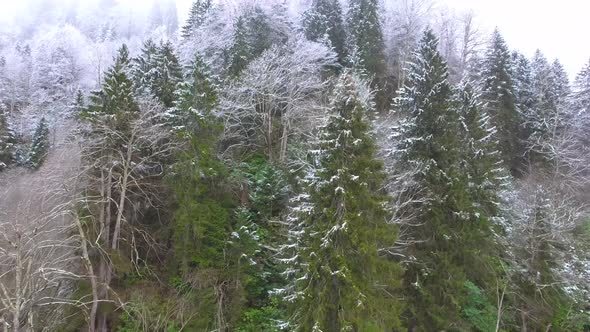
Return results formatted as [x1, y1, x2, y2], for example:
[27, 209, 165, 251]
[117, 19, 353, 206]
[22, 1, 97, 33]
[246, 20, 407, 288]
[27, 117, 49, 170]
[151, 41, 183, 108]
[346, 0, 386, 78]
[0, 105, 15, 170]
[131, 39, 158, 95]
[481, 29, 522, 174]
[571, 59, 590, 130]
[181, 0, 212, 40]
[525, 52, 571, 167]
[226, 7, 285, 78]
[456, 82, 505, 218]
[84, 44, 139, 132]
[168, 54, 218, 132]
[286, 72, 403, 331]
[396, 30, 498, 329]
[302, 0, 347, 65]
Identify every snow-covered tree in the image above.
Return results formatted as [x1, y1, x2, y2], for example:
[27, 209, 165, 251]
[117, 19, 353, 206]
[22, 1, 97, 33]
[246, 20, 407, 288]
[26, 117, 49, 169]
[84, 44, 139, 131]
[456, 82, 505, 217]
[284, 71, 403, 331]
[151, 41, 183, 107]
[221, 36, 336, 162]
[0, 105, 15, 170]
[481, 29, 521, 173]
[395, 30, 499, 330]
[181, 0, 212, 40]
[302, 0, 347, 65]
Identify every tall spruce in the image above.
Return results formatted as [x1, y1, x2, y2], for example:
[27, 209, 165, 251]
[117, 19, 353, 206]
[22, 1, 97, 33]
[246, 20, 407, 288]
[481, 29, 522, 174]
[0, 106, 14, 170]
[151, 41, 183, 107]
[302, 0, 347, 65]
[181, 0, 212, 40]
[396, 30, 498, 330]
[27, 117, 50, 169]
[85, 44, 139, 131]
[286, 72, 403, 331]
[131, 39, 158, 95]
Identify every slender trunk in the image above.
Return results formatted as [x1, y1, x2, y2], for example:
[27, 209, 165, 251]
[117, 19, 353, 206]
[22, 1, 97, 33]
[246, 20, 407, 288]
[111, 137, 133, 251]
[13, 241, 21, 332]
[495, 281, 506, 332]
[74, 215, 98, 332]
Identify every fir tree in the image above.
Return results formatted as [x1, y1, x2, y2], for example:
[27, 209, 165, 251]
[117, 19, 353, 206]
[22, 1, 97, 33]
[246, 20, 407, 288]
[396, 30, 498, 330]
[456, 82, 505, 218]
[85, 44, 139, 131]
[151, 41, 183, 107]
[27, 117, 50, 170]
[181, 0, 212, 40]
[571, 59, 590, 126]
[168, 54, 218, 132]
[0, 106, 14, 170]
[131, 39, 158, 95]
[302, 0, 347, 65]
[346, 0, 386, 78]
[481, 29, 522, 174]
[72, 89, 85, 115]
[226, 7, 285, 78]
[286, 72, 403, 331]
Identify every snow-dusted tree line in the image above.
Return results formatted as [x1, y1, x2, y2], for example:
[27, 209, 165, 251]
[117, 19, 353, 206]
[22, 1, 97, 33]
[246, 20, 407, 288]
[0, 0, 589, 331]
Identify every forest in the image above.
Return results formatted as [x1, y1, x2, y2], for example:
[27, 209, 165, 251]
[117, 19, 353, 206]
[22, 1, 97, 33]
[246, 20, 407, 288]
[0, 0, 589, 331]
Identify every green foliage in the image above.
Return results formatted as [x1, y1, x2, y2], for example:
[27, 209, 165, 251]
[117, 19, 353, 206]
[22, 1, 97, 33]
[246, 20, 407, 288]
[288, 72, 403, 331]
[462, 281, 497, 331]
[0, 106, 14, 170]
[26, 117, 49, 169]
[236, 306, 283, 332]
[227, 7, 286, 78]
[482, 29, 522, 174]
[396, 30, 501, 330]
[84, 44, 139, 132]
[302, 0, 347, 65]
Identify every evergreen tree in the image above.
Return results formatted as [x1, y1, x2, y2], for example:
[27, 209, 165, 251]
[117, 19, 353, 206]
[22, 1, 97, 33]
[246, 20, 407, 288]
[27, 117, 49, 169]
[481, 29, 522, 174]
[181, 0, 212, 40]
[84, 44, 139, 132]
[571, 59, 590, 127]
[302, 0, 347, 65]
[72, 89, 85, 115]
[131, 39, 158, 95]
[226, 7, 286, 78]
[396, 30, 498, 330]
[168, 54, 218, 131]
[346, 0, 386, 78]
[286, 72, 403, 331]
[456, 82, 505, 218]
[0, 106, 14, 170]
[151, 41, 183, 107]
[525, 52, 571, 166]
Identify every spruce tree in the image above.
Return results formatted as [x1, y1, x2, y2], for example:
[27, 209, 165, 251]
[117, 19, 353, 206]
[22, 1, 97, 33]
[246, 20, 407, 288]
[286, 72, 402, 331]
[0, 106, 14, 170]
[481, 29, 522, 174]
[396, 30, 498, 330]
[456, 82, 505, 217]
[27, 117, 50, 170]
[131, 39, 158, 95]
[346, 0, 386, 78]
[302, 0, 347, 65]
[85, 44, 139, 132]
[181, 0, 212, 40]
[151, 41, 183, 107]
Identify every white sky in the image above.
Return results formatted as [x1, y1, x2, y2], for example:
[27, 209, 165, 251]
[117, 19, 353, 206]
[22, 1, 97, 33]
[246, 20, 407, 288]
[441, 0, 590, 78]
[0, 0, 588, 77]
